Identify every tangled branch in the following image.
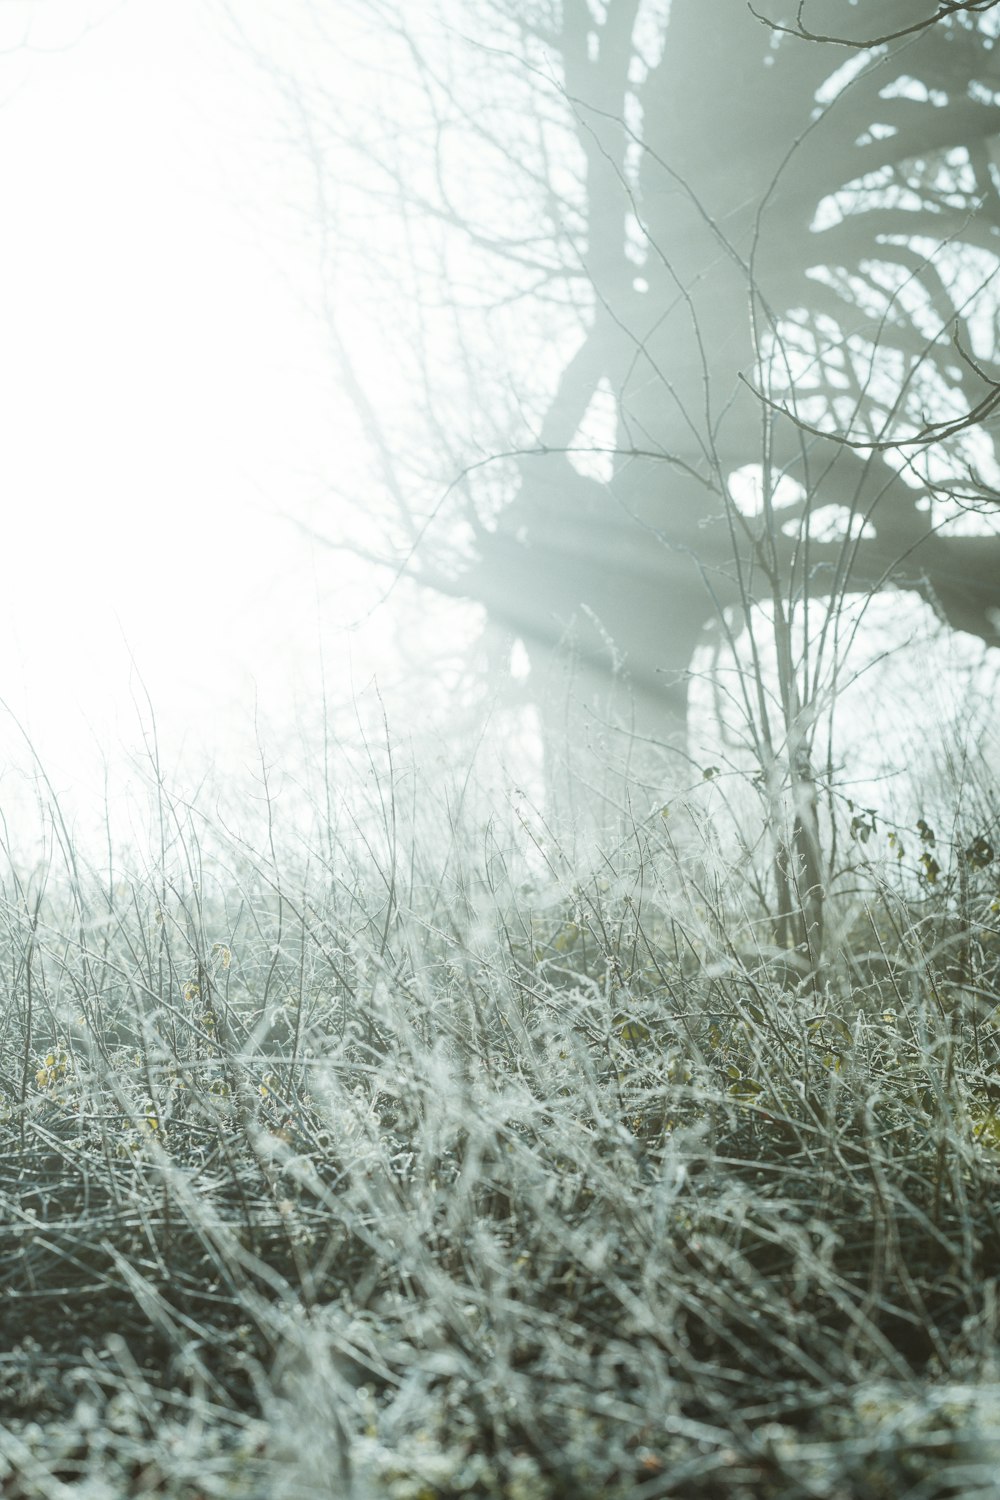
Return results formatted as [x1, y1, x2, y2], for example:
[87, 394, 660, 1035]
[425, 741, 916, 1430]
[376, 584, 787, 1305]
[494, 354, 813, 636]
[740, 330, 1000, 456]
[749, 0, 1000, 49]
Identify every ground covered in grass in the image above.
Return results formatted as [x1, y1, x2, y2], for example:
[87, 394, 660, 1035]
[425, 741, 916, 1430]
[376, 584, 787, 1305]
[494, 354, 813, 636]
[3, 756, 1000, 1498]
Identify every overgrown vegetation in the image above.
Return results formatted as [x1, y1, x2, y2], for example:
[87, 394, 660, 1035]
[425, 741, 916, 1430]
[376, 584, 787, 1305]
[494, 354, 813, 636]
[4, 720, 1000, 1499]
[5, 3, 1000, 1496]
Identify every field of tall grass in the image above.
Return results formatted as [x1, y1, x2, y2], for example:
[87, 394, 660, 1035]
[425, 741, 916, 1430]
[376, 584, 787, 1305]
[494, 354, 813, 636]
[3, 711, 1000, 1499]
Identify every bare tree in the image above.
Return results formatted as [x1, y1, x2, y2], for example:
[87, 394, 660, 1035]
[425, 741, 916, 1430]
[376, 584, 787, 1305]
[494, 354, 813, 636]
[238, 0, 1000, 959]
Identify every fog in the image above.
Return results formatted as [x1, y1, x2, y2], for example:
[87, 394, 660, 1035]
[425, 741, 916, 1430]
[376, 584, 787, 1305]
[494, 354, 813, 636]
[2, 0, 998, 858]
[0, 0, 492, 848]
[7, 7, 1000, 1486]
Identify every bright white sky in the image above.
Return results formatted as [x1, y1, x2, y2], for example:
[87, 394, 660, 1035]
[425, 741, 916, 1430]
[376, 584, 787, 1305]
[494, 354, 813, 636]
[0, 0, 993, 859]
[0, 0, 442, 840]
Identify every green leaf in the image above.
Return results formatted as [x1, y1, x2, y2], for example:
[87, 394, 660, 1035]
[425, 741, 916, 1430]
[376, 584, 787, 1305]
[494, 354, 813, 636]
[970, 1106, 1000, 1152]
[554, 921, 580, 952]
[808, 1013, 853, 1045]
[965, 834, 994, 869]
[614, 1013, 651, 1044]
[850, 811, 877, 843]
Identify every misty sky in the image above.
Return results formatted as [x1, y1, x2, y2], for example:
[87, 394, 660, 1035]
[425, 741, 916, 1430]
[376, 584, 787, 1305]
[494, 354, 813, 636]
[1, 0, 994, 854]
[0, 0, 434, 822]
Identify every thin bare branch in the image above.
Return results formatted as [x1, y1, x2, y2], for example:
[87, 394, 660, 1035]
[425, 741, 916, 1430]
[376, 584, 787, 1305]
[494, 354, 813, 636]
[749, 0, 1000, 49]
